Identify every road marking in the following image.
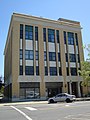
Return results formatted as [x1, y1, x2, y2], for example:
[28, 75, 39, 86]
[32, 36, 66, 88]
[10, 106, 32, 120]
[65, 104, 70, 107]
[25, 107, 37, 111]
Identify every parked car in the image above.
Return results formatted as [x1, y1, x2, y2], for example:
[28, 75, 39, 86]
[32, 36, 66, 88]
[48, 93, 76, 103]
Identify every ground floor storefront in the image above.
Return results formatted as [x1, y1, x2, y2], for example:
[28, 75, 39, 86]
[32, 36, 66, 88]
[19, 81, 83, 100]
[4, 80, 84, 101]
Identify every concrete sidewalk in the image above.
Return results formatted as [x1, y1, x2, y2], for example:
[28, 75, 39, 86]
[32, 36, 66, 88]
[0, 100, 48, 106]
[0, 97, 90, 107]
[76, 97, 90, 101]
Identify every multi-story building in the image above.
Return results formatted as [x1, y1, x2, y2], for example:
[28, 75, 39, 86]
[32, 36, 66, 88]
[4, 13, 85, 101]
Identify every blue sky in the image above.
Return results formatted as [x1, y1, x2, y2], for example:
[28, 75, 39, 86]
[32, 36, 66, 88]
[0, 0, 90, 76]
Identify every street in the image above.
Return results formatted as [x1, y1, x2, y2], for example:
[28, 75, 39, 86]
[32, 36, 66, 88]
[0, 101, 90, 120]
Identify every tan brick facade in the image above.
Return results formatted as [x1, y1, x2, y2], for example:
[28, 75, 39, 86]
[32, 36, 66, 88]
[4, 13, 85, 101]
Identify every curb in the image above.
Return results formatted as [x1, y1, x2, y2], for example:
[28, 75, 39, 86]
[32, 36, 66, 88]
[0, 97, 90, 107]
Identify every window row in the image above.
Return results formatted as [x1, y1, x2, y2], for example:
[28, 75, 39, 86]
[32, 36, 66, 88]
[20, 66, 62, 76]
[20, 50, 80, 63]
[20, 66, 78, 76]
[20, 25, 79, 46]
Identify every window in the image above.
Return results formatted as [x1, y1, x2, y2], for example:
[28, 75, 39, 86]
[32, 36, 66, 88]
[69, 54, 76, 62]
[49, 52, 56, 61]
[44, 51, 47, 61]
[25, 50, 34, 60]
[20, 24, 23, 39]
[58, 53, 60, 61]
[43, 28, 46, 42]
[50, 67, 57, 76]
[77, 54, 80, 63]
[36, 51, 39, 60]
[64, 31, 66, 44]
[59, 67, 62, 75]
[48, 29, 55, 42]
[20, 66, 23, 75]
[25, 66, 34, 75]
[36, 66, 39, 75]
[25, 25, 33, 40]
[56, 30, 59, 43]
[66, 67, 69, 76]
[70, 68, 77, 76]
[20, 49, 23, 59]
[65, 53, 68, 62]
[75, 33, 78, 45]
[68, 32, 74, 45]
[35, 27, 38, 41]
[45, 67, 48, 75]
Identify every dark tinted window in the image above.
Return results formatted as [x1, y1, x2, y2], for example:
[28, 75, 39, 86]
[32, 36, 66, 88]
[43, 28, 46, 42]
[58, 53, 60, 61]
[64, 31, 66, 44]
[59, 67, 62, 75]
[36, 66, 39, 75]
[25, 25, 33, 40]
[36, 51, 39, 60]
[70, 68, 77, 76]
[65, 53, 68, 62]
[49, 52, 56, 61]
[45, 67, 48, 76]
[20, 49, 23, 59]
[44, 51, 47, 61]
[20, 24, 23, 39]
[56, 30, 59, 43]
[20, 66, 23, 75]
[25, 50, 34, 60]
[35, 27, 38, 41]
[25, 66, 34, 75]
[68, 32, 74, 45]
[48, 29, 55, 42]
[66, 67, 69, 76]
[50, 67, 57, 76]
[69, 54, 76, 62]
[75, 33, 78, 45]
[77, 54, 80, 63]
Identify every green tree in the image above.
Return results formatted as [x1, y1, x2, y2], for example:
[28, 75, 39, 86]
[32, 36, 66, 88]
[0, 86, 4, 94]
[0, 76, 4, 95]
[78, 44, 90, 87]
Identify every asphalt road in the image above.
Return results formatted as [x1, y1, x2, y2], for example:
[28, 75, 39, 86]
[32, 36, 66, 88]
[0, 101, 90, 120]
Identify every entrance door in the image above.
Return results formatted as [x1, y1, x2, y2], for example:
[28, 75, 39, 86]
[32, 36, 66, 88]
[72, 82, 78, 97]
[48, 88, 59, 97]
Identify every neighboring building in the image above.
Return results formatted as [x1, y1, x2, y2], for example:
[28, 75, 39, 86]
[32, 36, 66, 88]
[4, 13, 84, 101]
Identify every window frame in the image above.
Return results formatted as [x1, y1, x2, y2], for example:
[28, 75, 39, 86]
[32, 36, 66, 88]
[50, 67, 57, 76]
[49, 52, 56, 61]
[25, 66, 34, 75]
[69, 54, 76, 62]
[68, 32, 74, 45]
[48, 29, 55, 43]
[20, 24, 23, 39]
[20, 49, 23, 59]
[70, 68, 77, 76]
[25, 25, 33, 40]
[25, 50, 34, 60]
